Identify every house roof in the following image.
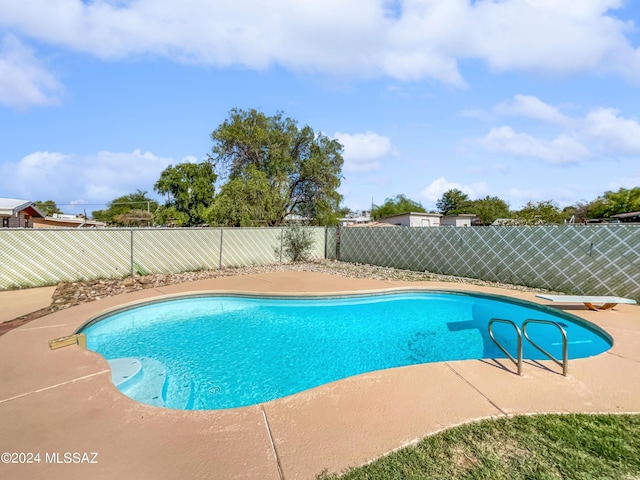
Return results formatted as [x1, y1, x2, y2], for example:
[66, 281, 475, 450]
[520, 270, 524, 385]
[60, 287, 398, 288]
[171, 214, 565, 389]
[33, 216, 106, 228]
[343, 221, 397, 227]
[0, 198, 45, 218]
[0, 198, 33, 212]
[377, 211, 442, 222]
[611, 211, 640, 219]
[442, 213, 477, 218]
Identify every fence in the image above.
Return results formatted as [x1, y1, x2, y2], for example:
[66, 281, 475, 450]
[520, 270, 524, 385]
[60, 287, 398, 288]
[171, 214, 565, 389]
[3, 224, 639, 300]
[0, 227, 327, 290]
[338, 225, 640, 302]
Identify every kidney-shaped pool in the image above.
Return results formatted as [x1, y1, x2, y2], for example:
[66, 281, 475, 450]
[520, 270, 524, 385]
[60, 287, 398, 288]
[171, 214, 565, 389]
[79, 291, 612, 410]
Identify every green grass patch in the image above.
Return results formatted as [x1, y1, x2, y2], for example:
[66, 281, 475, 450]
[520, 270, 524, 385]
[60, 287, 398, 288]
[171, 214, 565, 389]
[320, 414, 640, 480]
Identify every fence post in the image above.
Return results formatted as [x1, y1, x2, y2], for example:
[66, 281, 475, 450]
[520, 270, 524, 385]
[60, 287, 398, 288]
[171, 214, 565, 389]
[130, 229, 134, 278]
[219, 229, 224, 269]
[324, 226, 328, 259]
[280, 227, 284, 263]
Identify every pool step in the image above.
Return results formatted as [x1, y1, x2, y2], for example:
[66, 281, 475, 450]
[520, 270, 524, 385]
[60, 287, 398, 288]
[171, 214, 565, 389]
[108, 358, 142, 390]
[164, 367, 195, 410]
[113, 357, 168, 408]
[108, 357, 194, 409]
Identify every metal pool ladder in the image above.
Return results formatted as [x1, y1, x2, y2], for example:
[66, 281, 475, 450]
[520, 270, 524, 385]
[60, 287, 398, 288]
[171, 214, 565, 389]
[488, 318, 523, 375]
[488, 318, 568, 376]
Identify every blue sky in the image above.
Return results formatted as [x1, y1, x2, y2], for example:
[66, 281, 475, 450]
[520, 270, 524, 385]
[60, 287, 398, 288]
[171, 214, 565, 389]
[1, 0, 640, 215]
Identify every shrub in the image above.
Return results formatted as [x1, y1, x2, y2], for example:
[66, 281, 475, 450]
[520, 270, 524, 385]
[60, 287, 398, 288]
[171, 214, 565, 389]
[281, 223, 314, 262]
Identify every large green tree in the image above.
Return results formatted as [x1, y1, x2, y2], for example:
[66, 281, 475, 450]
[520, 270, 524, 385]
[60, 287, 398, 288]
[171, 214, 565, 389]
[207, 165, 280, 227]
[470, 196, 510, 225]
[154, 161, 217, 226]
[35, 200, 62, 217]
[92, 190, 159, 226]
[583, 187, 640, 219]
[209, 109, 344, 226]
[436, 189, 473, 215]
[513, 200, 565, 225]
[371, 194, 426, 219]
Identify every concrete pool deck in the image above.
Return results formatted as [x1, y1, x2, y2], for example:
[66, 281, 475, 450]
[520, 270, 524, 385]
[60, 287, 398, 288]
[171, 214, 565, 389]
[0, 285, 57, 324]
[0, 271, 639, 480]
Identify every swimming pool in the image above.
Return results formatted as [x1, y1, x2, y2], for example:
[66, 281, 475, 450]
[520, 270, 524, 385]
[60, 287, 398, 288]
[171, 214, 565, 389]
[80, 291, 612, 410]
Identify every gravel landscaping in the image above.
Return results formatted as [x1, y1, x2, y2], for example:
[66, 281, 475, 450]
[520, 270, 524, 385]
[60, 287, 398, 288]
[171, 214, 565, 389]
[1, 260, 555, 333]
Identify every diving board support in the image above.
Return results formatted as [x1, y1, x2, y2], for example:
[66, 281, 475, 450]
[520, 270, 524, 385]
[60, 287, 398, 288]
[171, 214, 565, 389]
[488, 318, 523, 376]
[584, 302, 617, 311]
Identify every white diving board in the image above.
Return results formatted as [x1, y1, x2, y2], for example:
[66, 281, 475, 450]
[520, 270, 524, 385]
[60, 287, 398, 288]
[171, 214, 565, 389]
[535, 294, 637, 311]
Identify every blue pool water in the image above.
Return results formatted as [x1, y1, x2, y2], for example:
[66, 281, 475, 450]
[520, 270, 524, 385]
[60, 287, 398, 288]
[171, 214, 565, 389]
[80, 292, 612, 410]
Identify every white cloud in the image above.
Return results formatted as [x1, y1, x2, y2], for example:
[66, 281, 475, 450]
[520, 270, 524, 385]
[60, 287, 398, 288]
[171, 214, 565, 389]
[494, 95, 570, 125]
[464, 0, 640, 80]
[478, 126, 590, 164]
[0, 0, 638, 85]
[334, 131, 393, 173]
[476, 95, 640, 162]
[584, 108, 640, 154]
[0, 34, 62, 109]
[421, 177, 487, 204]
[0, 149, 174, 204]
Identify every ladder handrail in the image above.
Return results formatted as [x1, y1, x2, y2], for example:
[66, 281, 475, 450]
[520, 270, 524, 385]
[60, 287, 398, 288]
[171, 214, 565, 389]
[488, 318, 523, 376]
[522, 319, 568, 376]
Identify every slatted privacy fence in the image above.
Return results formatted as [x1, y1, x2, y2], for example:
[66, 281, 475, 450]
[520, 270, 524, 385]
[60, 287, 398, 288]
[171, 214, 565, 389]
[0, 227, 327, 289]
[0, 229, 131, 289]
[132, 229, 222, 274]
[220, 228, 282, 267]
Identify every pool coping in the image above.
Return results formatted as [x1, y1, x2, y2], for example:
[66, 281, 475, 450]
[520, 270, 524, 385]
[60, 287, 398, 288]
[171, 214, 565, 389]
[1, 271, 639, 480]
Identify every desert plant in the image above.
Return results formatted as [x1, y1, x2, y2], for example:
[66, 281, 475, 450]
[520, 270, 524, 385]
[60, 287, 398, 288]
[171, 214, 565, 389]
[281, 223, 314, 262]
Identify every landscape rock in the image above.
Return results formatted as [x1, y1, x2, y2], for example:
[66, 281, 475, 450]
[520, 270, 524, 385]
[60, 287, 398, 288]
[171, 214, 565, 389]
[3, 260, 555, 330]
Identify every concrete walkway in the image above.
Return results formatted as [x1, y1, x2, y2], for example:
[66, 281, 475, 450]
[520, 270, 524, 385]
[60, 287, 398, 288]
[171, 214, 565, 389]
[0, 286, 56, 323]
[0, 272, 638, 480]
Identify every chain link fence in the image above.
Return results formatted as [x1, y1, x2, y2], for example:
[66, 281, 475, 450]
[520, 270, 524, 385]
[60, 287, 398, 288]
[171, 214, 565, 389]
[337, 224, 640, 301]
